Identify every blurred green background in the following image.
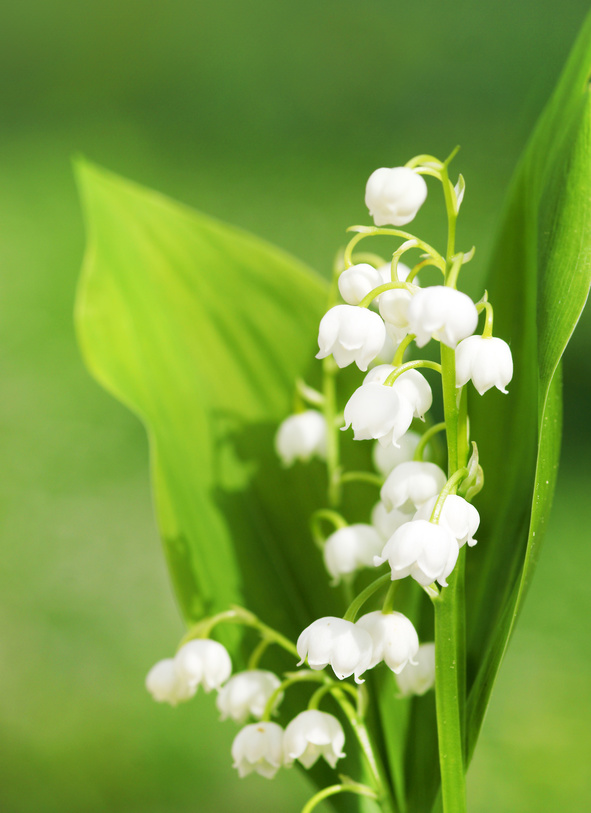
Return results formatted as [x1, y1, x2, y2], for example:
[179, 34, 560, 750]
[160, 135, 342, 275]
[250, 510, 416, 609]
[1, 1, 590, 811]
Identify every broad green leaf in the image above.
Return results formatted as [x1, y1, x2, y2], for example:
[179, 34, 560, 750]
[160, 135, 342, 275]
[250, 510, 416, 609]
[464, 12, 591, 773]
[75, 161, 383, 812]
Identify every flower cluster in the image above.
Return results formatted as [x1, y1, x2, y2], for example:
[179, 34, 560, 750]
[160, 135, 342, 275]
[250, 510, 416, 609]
[145, 154, 513, 809]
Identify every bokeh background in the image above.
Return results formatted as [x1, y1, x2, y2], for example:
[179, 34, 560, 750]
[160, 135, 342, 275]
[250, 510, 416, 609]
[1, 1, 590, 811]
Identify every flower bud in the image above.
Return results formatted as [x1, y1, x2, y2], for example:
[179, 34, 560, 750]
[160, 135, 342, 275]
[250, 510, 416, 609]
[283, 710, 346, 769]
[216, 670, 282, 723]
[374, 519, 459, 587]
[381, 461, 447, 512]
[413, 494, 479, 548]
[395, 642, 436, 696]
[296, 617, 373, 683]
[231, 722, 284, 779]
[145, 658, 196, 706]
[455, 335, 513, 395]
[174, 639, 232, 693]
[365, 167, 428, 227]
[356, 611, 419, 674]
[274, 411, 327, 467]
[407, 286, 478, 348]
[338, 263, 383, 305]
[372, 431, 422, 476]
[343, 382, 413, 448]
[316, 305, 386, 371]
[323, 524, 384, 584]
[377, 261, 412, 286]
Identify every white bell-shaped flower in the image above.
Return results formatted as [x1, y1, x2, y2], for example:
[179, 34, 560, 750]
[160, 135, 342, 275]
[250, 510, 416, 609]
[365, 167, 428, 227]
[407, 286, 478, 348]
[231, 722, 285, 779]
[145, 658, 196, 706]
[413, 494, 479, 548]
[174, 639, 232, 693]
[371, 500, 413, 540]
[455, 335, 513, 395]
[323, 524, 384, 584]
[274, 411, 327, 467]
[379, 288, 414, 344]
[374, 519, 459, 587]
[338, 263, 383, 305]
[283, 710, 346, 769]
[317, 305, 386, 371]
[356, 611, 419, 674]
[297, 617, 373, 683]
[372, 331, 397, 366]
[216, 670, 282, 723]
[342, 382, 414, 448]
[364, 366, 432, 420]
[395, 642, 436, 697]
[381, 461, 447, 512]
[372, 431, 422, 476]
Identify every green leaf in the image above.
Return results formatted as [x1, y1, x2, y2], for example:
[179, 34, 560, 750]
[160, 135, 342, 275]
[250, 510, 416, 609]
[463, 11, 591, 772]
[75, 161, 384, 812]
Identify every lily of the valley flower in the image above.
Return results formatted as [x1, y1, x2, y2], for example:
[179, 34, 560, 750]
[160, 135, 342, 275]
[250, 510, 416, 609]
[342, 381, 414, 447]
[455, 335, 513, 394]
[274, 410, 327, 467]
[297, 617, 373, 683]
[145, 658, 196, 706]
[175, 639, 232, 693]
[374, 519, 459, 587]
[371, 500, 413, 540]
[365, 166, 428, 227]
[283, 710, 346, 769]
[316, 304, 386, 371]
[216, 670, 283, 724]
[407, 285, 478, 348]
[365, 366, 432, 420]
[338, 263, 383, 305]
[323, 524, 384, 584]
[381, 461, 447, 513]
[231, 722, 285, 779]
[414, 494, 480, 548]
[356, 611, 419, 674]
[395, 642, 436, 697]
[372, 430, 422, 476]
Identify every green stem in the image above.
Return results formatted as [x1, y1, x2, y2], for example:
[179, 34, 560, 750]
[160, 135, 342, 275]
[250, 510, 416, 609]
[358, 280, 415, 309]
[261, 671, 326, 721]
[384, 359, 442, 386]
[393, 334, 415, 367]
[310, 509, 348, 549]
[301, 784, 378, 813]
[343, 573, 391, 622]
[414, 422, 446, 462]
[340, 471, 384, 488]
[323, 355, 342, 507]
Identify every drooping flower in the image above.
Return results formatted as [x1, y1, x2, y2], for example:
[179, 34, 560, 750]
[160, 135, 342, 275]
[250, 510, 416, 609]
[364, 366, 432, 420]
[377, 261, 413, 286]
[274, 410, 327, 467]
[323, 524, 384, 584]
[355, 611, 419, 674]
[378, 288, 414, 344]
[342, 381, 414, 447]
[414, 494, 480, 548]
[372, 431, 422, 477]
[231, 722, 285, 779]
[381, 461, 447, 512]
[455, 335, 513, 395]
[395, 642, 436, 697]
[174, 639, 232, 693]
[338, 263, 383, 305]
[216, 670, 283, 724]
[283, 710, 346, 769]
[374, 519, 459, 587]
[316, 305, 386, 371]
[296, 617, 373, 683]
[407, 286, 478, 348]
[371, 500, 413, 540]
[145, 658, 196, 706]
[365, 167, 428, 227]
